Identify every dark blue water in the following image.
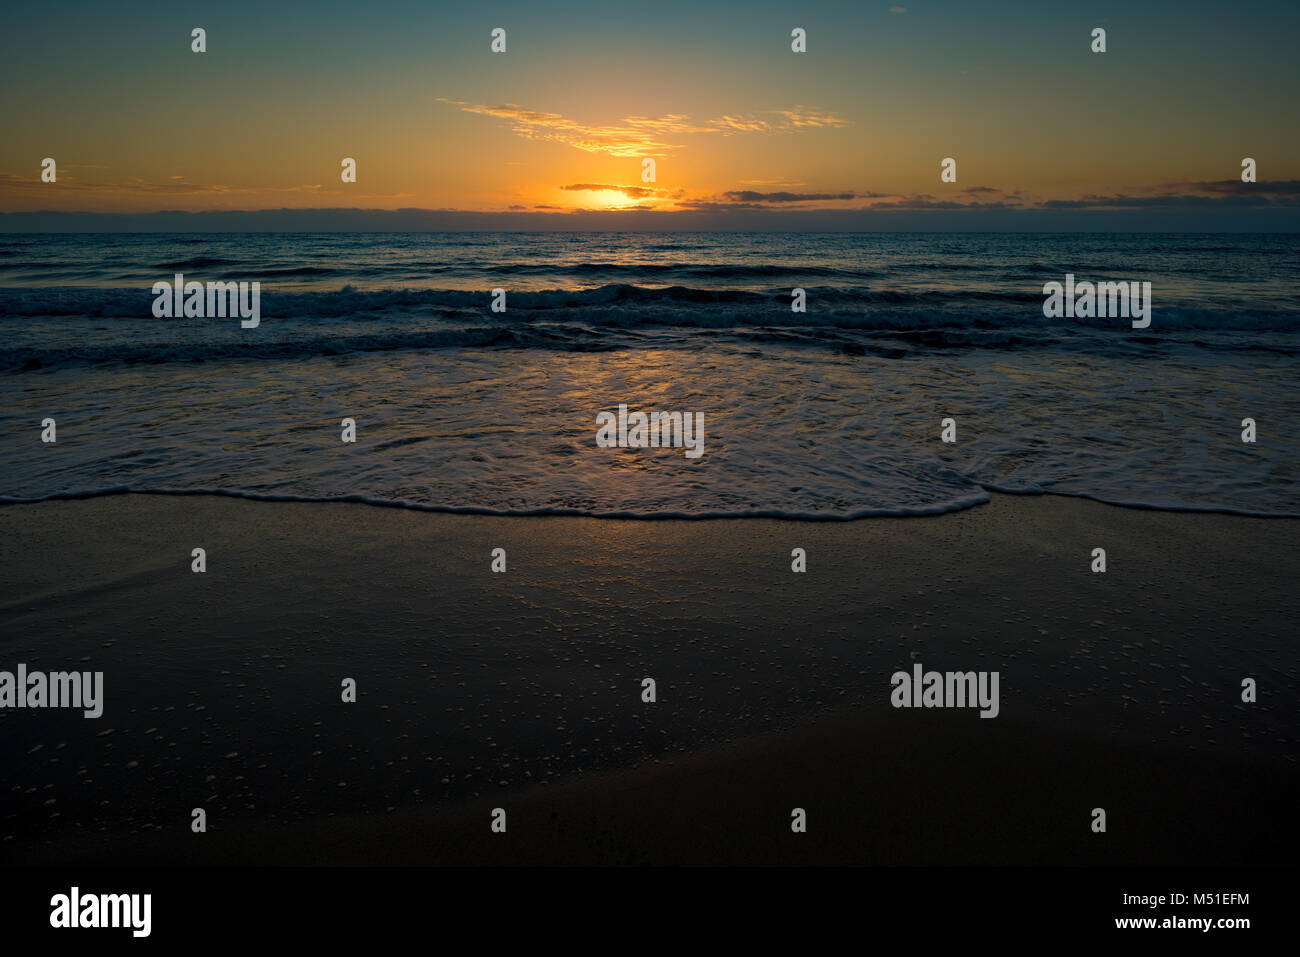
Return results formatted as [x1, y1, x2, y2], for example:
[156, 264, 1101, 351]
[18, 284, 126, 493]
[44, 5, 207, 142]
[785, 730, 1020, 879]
[1, 232, 1297, 516]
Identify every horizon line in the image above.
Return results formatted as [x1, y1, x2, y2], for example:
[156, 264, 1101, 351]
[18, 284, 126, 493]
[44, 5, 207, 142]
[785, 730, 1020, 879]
[4, 206, 1299, 234]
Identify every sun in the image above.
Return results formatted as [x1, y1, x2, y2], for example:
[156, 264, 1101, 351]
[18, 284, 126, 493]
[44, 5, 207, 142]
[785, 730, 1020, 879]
[585, 189, 629, 209]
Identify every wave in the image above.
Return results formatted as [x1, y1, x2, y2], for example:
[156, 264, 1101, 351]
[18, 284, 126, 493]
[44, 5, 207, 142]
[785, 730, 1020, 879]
[150, 257, 245, 269]
[2, 284, 1297, 371]
[0, 327, 604, 370]
[4, 281, 1297, 319]
[488, 262, 880, 279]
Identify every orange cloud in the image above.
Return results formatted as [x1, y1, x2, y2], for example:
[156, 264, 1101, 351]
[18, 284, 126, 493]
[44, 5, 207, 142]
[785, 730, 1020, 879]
[439, 99, 851, 158]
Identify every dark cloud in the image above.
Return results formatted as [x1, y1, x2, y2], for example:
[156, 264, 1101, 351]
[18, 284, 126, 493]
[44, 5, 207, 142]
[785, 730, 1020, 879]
[720, 190, 860, 203]
[1155, 178, 1300, 196]
[1044, 180, 1300, 209]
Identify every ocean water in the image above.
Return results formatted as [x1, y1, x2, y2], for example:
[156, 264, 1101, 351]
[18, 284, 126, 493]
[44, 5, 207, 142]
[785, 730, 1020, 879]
[0, 232, 1297, 518]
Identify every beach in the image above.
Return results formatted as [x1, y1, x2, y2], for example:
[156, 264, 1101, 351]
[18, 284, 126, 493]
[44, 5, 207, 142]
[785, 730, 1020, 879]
[3, 3, 1299, 937]
[2, 492, 1295, 866]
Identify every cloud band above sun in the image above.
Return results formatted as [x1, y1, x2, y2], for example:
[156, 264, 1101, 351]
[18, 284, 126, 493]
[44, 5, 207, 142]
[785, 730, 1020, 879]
[438, 98, 850, 158]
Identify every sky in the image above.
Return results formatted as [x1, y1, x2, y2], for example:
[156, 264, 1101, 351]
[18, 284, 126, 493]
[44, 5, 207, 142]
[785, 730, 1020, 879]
[1, 0, 1298, 229]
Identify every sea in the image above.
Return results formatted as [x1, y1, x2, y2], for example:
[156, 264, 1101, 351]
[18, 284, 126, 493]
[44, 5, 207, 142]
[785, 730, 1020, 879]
[1, 231, 1297, 518]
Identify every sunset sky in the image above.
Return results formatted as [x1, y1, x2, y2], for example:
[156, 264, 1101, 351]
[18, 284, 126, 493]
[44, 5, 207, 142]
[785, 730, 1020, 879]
[2, 0, 1298, 227]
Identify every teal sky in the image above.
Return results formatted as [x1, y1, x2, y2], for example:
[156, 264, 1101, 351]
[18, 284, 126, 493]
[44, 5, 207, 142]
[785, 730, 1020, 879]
[2, 1, 1297, 228]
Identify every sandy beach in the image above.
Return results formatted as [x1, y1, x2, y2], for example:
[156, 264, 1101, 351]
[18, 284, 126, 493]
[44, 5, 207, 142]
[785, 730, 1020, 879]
[1, 493, 1296, 866]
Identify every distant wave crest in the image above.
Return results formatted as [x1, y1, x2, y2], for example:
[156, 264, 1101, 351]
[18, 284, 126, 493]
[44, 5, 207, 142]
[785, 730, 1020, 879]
[1, 284, 1297, 370]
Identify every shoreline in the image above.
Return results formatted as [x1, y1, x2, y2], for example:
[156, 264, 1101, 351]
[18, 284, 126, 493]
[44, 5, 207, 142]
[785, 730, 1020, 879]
[3, 486, 1298, 522]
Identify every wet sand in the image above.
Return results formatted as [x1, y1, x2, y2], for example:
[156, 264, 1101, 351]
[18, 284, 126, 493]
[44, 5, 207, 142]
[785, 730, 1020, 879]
[1, 492, 1295, 865]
